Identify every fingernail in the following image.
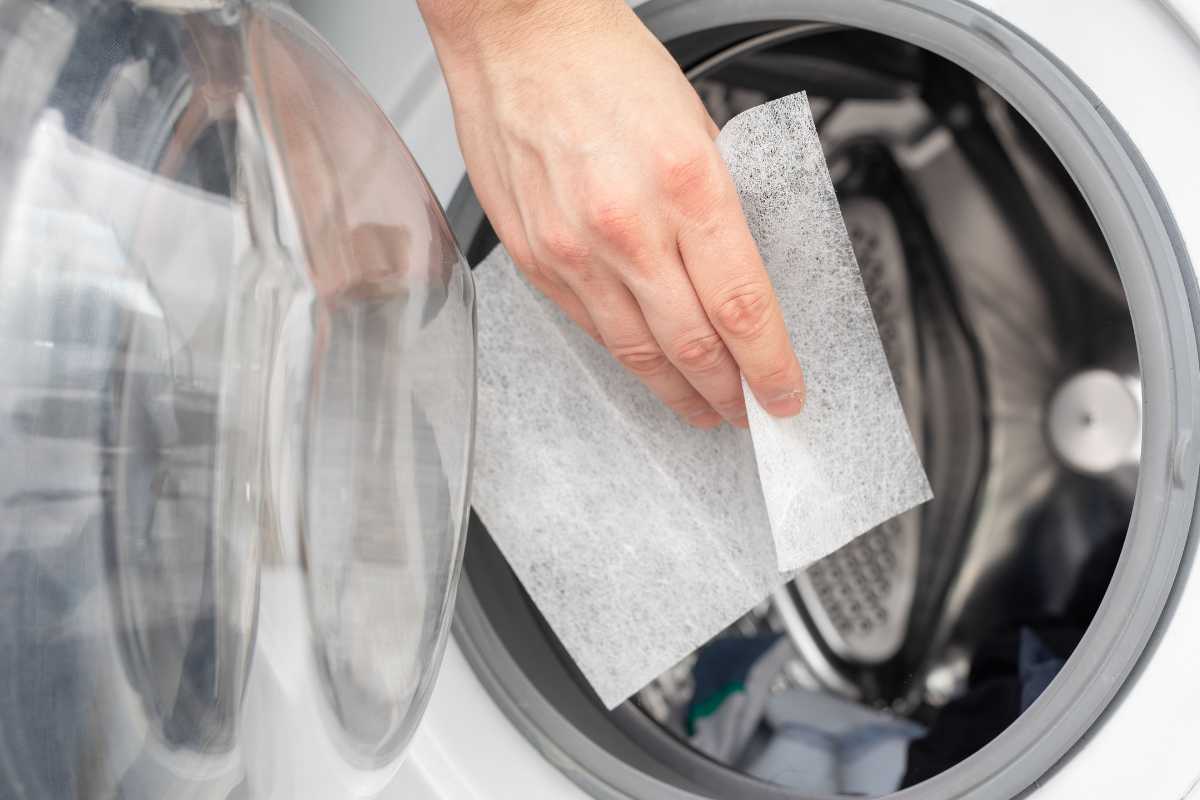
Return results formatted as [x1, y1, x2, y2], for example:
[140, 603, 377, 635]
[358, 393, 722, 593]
[764, 388, 805, 417]
[687, 409, 723, 429]
[730, 414, 749, 429]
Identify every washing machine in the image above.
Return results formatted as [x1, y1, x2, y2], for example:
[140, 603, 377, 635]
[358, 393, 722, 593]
[292, 1, 1200, 799]
[2, 1, 1199, 799]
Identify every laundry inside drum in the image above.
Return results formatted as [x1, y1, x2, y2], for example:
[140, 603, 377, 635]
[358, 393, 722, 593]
[457, 23, 1139, 800]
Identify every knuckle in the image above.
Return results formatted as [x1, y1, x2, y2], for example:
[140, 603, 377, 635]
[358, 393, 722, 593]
[671, 331, 728, 374]
[585, 198, 643, 254]
[504, 238, 534, 270]
[685, 209, 726, 241]
[658, 146, 714, 202]
[748, 357, 796, 388]
[664, 392, 707, 417]
[535, 227, 591, 270]
[677, 399, 713, 418]
[710, 283, 774, 340]
[661, 154, 727, 221]
[681, 406, 720, 428]
[514, 256, 544, 284]
[515, 258, 565, 296]
[712, 397, 748, 418]
[611, 342, 671, 377]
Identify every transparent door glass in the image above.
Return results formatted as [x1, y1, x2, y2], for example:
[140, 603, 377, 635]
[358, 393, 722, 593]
[0, 2, 474, 797]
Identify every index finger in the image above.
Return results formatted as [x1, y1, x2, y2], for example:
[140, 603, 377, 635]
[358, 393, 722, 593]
[674, 165, 805, 417]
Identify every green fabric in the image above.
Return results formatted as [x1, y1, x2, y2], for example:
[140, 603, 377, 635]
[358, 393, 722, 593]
[686, 681, 745, 736]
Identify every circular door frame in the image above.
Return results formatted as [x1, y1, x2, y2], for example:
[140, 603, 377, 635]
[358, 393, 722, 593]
[450, 1, 1200, 798]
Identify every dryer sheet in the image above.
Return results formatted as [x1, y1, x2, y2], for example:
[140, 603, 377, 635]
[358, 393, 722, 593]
[470, 92, 932, 708]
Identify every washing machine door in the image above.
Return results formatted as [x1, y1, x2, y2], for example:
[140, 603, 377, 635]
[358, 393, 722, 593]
[0, 2, 475, 797]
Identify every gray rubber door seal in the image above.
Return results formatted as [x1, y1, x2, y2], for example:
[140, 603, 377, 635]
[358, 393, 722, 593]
[449, 2, 1200, 797]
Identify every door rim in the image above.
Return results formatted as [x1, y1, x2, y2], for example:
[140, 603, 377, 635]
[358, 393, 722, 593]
[449, 2, 1200, 797]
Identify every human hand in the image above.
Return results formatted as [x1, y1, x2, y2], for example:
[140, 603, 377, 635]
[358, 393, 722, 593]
[419, 0, 805, 428]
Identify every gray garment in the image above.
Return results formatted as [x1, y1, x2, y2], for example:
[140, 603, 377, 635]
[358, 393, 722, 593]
[744, 688, 925, 796]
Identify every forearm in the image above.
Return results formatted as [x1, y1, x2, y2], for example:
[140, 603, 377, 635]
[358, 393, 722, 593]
[416, 0, 623, 68]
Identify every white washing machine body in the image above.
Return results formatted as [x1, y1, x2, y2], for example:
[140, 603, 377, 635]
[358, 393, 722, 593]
[292, 1, 1200, 798]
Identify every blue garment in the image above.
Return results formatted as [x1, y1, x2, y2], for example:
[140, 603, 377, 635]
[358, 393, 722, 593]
[1018, 627, 1066, 712]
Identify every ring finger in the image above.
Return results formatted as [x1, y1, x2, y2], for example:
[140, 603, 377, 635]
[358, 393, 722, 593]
[566, 272, 722, 428]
